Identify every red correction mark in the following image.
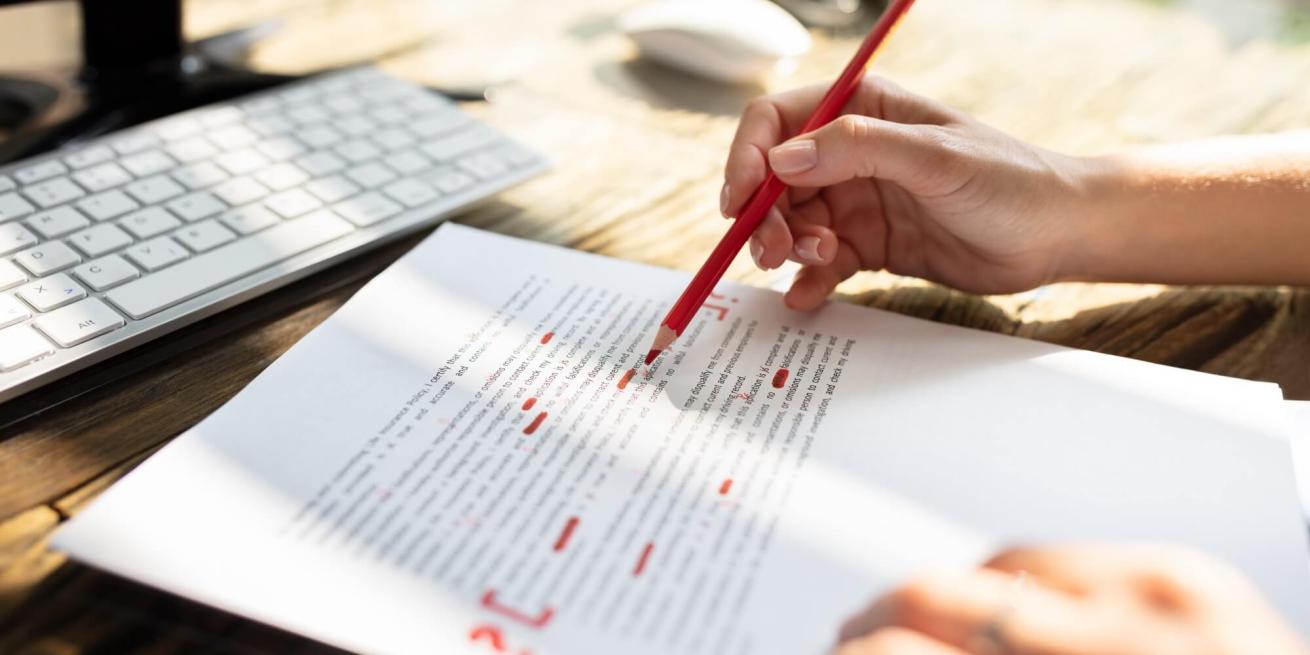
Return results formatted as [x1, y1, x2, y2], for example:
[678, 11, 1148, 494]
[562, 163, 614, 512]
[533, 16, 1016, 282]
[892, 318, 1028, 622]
[718, 479, 733, 495]
[553, 516, 579, 552]
[617, 369, 636, 390]
[771, 368, 790, 388]
[481, 589, 555, 629]
[633, 542, 654, 577]
[521, 397, 537, 411]
[469, 625, 506, 652]
[700, 293, 740, 321]
[523, 412, 548, 435]
[540, 332, 554, 344]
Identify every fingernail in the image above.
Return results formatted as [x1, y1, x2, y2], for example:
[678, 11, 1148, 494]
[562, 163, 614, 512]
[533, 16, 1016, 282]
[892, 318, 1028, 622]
[719, 183, 731, 217]
[769, 140, 817, 175]
[750, 240, 764, 268]
[795, 236, 821, 262]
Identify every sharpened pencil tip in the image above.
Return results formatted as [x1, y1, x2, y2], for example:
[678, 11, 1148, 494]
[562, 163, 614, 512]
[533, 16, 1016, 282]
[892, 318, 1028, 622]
[644, 349, 661, 365]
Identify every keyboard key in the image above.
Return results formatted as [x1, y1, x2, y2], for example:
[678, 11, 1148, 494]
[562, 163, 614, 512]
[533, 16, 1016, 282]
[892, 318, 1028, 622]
[423, 168, 476, 194]
[14, 241, 80, 276]
[297, 126, 343, 149]
[199, 106, 244, 127]
[0, 325, 53, 371]
[383, 150, 431, 175]
[256, 137, 306, 162]
[336, 115, 376, 136]
[18, 272, 87, 311]
[419, 126, 499, 162]
[265, 188, 321, 219]
[372, 105, 409, 125]
[288, 105, 331, 124]
[111, 132, 161, 155]
[174, 219, 236, 253]
[0, 175, 12, 193]
[334, 192, 402, 227]
[154, 116, 203, 141]
[72, 162, 133, 193]
[107, 211, 353, 318]
[125, 175, 186, 205]
[382, 178, 439, 208]
[120, 206, 183, 239]
[172, 162, 229, 190]
[335, 139, 381, 163]
[77, 190, 140, 221]
[344, 162, 396, 188]
[69, 223, 134, 258]
[65, 146, 115, 170]
[167, 191, 227, 222]
[254, 162, 309, 191]
[0, 293, 31, 328]
[215, 148, 269, 176]
[120, 149, 175, 177]
[371, 128, 412, 151]
[304, 176, 360, 204]
[0, 224, 39, 255]
[249, 114, 295, 137]
[323, 94, 364, 115]
[26, 206, 91, 239]
[124, 236, 188, 272]
[33, 297, 125, 347]
[0, 260, 27, 290]
[165, 136, 219, 163]
[411, 112, 469, 138]
[0, 193, 36, 222]
[295, 151, 347, 176]
[208, 124, 260, 150]
[14, 160, 68, 185]
[456, 152, 510, 180]
[23, 177, 86, 208]
[281, 86, 318, 105]
[74, 254, 139, 291]
[219, 205, 280, 235]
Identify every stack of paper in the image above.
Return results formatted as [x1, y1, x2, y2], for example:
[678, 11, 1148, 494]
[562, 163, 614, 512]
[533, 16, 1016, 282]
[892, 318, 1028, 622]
[54, 225, 1310, 654]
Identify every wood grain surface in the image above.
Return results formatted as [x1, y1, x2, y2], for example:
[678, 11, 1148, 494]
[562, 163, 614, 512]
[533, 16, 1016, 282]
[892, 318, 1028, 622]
[2, 0, 1308, 651]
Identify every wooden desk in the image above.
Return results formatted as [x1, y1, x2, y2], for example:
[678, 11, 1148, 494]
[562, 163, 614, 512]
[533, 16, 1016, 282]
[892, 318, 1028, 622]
[3, 0, 1309, 650]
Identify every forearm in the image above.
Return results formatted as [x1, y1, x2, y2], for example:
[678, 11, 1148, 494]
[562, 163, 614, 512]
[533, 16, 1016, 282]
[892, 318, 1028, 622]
[1061, 132, 1310, 286]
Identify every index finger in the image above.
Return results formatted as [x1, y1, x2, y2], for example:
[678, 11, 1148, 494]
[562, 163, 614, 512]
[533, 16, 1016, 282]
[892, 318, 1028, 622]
[722, 84, 830, 218]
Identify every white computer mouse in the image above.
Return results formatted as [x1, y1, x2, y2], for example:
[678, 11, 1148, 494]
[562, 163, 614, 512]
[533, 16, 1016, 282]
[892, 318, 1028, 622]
[619, 0, 812, 85]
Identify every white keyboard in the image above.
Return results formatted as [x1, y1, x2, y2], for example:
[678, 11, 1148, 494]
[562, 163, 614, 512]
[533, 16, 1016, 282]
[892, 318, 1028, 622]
[0, 66, 547, 402]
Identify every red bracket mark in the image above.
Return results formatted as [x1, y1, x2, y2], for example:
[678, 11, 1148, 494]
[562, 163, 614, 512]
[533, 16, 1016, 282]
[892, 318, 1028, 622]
[633, 542, 654, 577]
[617, 369, 636, 390]
[700, 304, 730, 321]
[736, 392, 752, 401]
[553, 516, 579, 552]
[523, 412, 548, 435]
[469, 625, 506, 652]
[539, 332, 554, 345]
[521, 397, 537, 411]
[699, 292, 739, 321]
[481, 589, 554, 629]
[718, 479, 733, 495]
[771, 368, 790, 389]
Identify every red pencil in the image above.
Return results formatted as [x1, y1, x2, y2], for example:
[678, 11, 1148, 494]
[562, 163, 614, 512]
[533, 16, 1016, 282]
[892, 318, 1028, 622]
[644, 0, 918, 365]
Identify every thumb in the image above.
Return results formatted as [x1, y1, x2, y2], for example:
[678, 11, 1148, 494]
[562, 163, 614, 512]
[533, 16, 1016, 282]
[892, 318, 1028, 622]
[768, 115, 963, 196]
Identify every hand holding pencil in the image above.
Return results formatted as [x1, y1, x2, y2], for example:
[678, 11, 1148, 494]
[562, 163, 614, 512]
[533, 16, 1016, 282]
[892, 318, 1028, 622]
[645, 0, 919, 364]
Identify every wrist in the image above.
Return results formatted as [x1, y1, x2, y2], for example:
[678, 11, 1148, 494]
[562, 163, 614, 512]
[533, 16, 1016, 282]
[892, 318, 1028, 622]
[1050, 153, 1131, 284]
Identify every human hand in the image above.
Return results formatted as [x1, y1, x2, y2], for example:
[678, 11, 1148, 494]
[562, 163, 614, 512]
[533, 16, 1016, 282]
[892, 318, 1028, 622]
[722, 77, 1097, 310]
[834, 543, 1310, 655]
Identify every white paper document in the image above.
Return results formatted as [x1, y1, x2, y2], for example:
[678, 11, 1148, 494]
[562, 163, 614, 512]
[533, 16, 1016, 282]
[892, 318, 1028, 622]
[55, 225, 1310, 653]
